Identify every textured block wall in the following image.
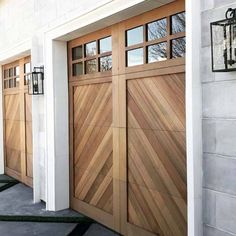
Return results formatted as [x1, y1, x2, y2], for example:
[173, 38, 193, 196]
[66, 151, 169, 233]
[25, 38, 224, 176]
[201, 0, 236, 235]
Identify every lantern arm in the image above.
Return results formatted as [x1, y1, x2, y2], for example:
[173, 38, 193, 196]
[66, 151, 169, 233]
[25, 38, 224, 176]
[33, 66, 44, 74]
[226, 8, 236, 20]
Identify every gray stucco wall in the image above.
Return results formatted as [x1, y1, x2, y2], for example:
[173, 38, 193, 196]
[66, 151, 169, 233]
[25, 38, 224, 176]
[201, 1, 236, 235]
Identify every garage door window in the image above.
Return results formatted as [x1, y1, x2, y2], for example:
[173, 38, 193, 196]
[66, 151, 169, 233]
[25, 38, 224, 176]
[126, 11, 186, 67]
[71, 36, 112, 76]
[3, 65, 20, 89]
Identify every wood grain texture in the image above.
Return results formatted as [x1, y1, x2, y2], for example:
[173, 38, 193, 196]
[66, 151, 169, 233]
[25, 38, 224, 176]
[4, 94, 21, 173]
[73, 82, 113, 214]
[2, 57, 33, 186]
[127, 73, 186, 236]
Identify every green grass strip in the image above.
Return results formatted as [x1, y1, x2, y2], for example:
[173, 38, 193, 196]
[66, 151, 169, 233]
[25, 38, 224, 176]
[0, 215, 94, 223]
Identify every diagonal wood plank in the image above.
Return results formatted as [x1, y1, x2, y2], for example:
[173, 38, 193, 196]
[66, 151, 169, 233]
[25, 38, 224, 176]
[127, 73, 187, 236]
[73, 82, 113, 214]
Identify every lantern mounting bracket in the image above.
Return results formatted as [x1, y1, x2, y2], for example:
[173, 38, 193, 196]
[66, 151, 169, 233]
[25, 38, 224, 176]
[33, 66, 44, 74]
[225, 8, 236, 20]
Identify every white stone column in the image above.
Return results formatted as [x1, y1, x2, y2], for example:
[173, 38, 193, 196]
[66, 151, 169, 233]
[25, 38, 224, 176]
[44, 39, 69, 211]
[31, 34, 46, 203]
[186, 0, 203, 235]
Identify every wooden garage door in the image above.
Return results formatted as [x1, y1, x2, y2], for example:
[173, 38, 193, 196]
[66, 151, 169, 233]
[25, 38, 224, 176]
[2, 56, 33, 187]
[68, 0, 186, 235]
[68, 28, 114, 228]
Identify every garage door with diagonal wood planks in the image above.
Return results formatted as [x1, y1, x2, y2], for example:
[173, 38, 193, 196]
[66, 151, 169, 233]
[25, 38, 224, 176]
[68, 0, 186, 235]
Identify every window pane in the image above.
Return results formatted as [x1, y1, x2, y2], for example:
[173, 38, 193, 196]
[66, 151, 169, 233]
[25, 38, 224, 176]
[147, 18, 167, 41]
[171, 12, 185, 34]
[24, 63, 31, 73]
[126, 26, 143, 46]
[148, 42, 167, 63]
[16, 77, 20, 87]
[14, 66, 19, 76]
[99, 37, 112, 54]
[13, 78, 16, 87]
[72, 46, 83, 60]
[85, 59, 97, 74]
[85, 41, 96, 57]
[172, 37, 186, 58]
[4, 80, 8, 89]
[9, 68, 13, 77]
[72, 62, 83, 76]
[24, 74, 31, 85]
[127, 48, 143, 67]
[4, 69, 8, 78]
[9, 79, 13, 88]
[100, 56, 112, 72]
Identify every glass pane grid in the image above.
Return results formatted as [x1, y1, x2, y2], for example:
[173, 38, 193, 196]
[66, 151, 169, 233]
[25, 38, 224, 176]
[71, 36, 112, 76]
[3, 66, 20, 89]
[125, 12, 185, 67]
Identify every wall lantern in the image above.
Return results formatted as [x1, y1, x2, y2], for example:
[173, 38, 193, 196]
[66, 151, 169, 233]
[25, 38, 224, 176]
[28, 66, 44, 95]
[211, 8, 236, 72]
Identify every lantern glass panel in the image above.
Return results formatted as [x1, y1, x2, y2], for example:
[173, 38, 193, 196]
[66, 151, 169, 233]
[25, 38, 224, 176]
[37, 73, 44, 94]
[211, 19, 236, 71]
[32, 73, 38, 94]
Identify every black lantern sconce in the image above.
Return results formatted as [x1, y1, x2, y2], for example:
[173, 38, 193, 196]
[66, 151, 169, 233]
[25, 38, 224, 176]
[28, 66, 44, 95]
[211, 8, 236, 72]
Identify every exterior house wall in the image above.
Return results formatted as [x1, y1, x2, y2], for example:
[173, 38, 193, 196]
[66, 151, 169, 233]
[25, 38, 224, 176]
[201, 1, 236, 236]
